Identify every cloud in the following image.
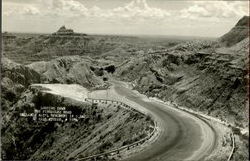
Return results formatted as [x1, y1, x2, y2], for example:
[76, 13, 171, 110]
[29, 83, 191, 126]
[180, 1, 249, 19]
[46, 0, 171, 20]
[5, 0, 247, 21]
[3, 0, 248, 20]
[112, 0, 171, 20]
[46, 0, 89, 17]
[3, 0, 170, 21]
[23, 6, 41, 15]
[3, 2, 41, 16]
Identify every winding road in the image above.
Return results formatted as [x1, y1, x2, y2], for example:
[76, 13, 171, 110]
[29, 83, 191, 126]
[33, 81, 218, 161]
[89, 81, 218, 161]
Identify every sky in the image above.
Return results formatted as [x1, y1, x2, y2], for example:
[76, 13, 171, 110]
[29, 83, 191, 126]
[2, 0, 249, 37]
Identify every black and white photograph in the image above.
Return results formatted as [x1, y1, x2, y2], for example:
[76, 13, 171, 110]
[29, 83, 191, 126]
[1, 0, 249, 161]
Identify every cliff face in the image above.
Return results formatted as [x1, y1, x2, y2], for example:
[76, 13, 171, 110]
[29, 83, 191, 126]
[220, 16, 249, 46]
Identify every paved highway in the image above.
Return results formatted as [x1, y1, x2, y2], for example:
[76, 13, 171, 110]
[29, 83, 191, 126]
[105, 81, 218, 161]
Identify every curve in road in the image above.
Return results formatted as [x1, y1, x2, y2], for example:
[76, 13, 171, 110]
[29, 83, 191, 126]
[106, 81, 218, 161]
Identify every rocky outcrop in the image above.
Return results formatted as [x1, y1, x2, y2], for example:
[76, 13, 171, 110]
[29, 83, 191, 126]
[220, 16, 249, 46]
[52, 26, 87, 36]
[53, 26, 74, 35]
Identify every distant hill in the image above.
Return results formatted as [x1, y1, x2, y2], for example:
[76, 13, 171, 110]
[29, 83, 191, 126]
[2, 27, 197, 65]
[220, 16, 249, 46]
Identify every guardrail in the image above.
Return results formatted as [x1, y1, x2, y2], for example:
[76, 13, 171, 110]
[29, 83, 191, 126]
[72, 98, 157, 161]
[85, 98, 144, 115]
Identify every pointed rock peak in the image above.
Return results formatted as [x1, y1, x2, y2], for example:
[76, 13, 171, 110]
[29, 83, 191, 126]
[58, 25, 68, 32]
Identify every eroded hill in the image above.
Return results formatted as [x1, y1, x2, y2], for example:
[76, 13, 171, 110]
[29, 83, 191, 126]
[220, 16, 249, 47]
[115, 41, 248, 128]
[27, 56, 104, 88]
